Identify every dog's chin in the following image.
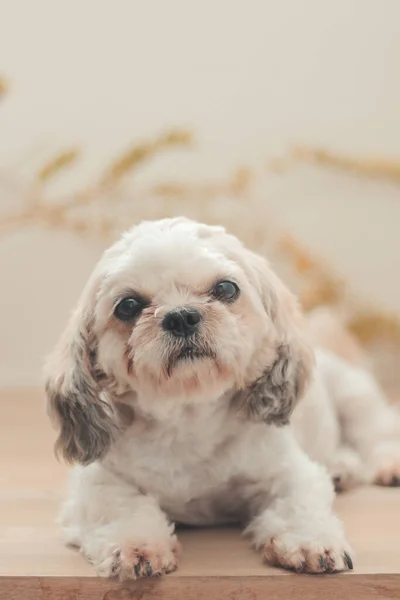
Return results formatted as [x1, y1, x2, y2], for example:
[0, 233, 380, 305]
[139, 342, 228, 399]
[166, 345, 216, 377]
[133, 342, 234, 400]
[135, 357, 232, 403]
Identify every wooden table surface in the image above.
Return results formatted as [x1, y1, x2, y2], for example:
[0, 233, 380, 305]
[1, 389, 399, 599]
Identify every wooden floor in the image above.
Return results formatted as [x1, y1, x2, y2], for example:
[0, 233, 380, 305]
[1, 389, 400, 599]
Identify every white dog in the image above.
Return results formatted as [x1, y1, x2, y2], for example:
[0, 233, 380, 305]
[45, 217, 400, 580]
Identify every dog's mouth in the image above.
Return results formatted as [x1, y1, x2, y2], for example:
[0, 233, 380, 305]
[177, 346, 213, 362]
[166, 341, 216, 376]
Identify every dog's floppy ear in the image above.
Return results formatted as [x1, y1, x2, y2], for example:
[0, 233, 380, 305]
[44, 281, 116, 465]
[238, 252, 314, 425]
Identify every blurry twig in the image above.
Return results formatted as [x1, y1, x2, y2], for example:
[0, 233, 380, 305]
[0, 129, 193, 236]
[292, 147, 400, 183]
[37, 148, 81, 182]
[100, 130, 193, 187]
[268, 146, 400, 184]
[278, 235, 346, 310]
[348, 311, 400, 345]
[279, 234, 400, 345]
[0, 77, 8, 99]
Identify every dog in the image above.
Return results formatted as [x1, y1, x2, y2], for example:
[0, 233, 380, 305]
[45, 217, 400, 579]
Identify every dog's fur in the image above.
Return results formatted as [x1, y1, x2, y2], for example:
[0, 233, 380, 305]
[45, 217, 400, 579]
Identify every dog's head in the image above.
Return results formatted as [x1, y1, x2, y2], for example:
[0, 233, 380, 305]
[45, 218, 314, 464]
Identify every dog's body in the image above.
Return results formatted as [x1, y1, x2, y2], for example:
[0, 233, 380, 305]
[45, 218, 400, 579]
[294, 345, 400, 489]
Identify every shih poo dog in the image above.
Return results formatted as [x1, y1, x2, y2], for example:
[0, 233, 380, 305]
[45, 217, 400, 580]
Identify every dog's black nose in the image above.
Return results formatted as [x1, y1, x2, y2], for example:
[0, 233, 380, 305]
[162, 308, 201, 337]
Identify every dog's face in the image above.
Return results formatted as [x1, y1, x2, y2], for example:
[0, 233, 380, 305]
[45, 218, 313, 464]
[94, 219, 276, 400]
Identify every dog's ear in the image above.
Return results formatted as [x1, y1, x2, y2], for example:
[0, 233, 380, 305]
[238, 253, 314, 425]
[45, 284, 116, 465]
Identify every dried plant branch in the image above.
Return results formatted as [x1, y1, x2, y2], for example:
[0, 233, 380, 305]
[100, 129, 193, 186]
[0, 129, 193, 235]
[348, 311, 400, 345]
[278, 235, 346, 308]
[279, 234, 400, 345]
[292, 147, 400, 183]
[0, 77, 8, 99]
[269, 146, 400, 184]
[37, 149, 80, 182]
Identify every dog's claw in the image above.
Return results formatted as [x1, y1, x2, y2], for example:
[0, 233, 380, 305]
[319, 555, 327, 571]
[134, 563, 141, 578]
[389, 475, 400, 487]
[333, 475, 343, 493]
[110, 549, 121, 575]
[344, 552, 353, 570]
[295, 562, 306, 574]
[144, 560, 153, 577]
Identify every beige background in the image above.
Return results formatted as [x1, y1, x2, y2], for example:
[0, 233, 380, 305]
[0, 0, 400, 386]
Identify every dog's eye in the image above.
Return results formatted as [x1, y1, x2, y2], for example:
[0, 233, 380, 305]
[114, 297, 143, 321]
[213, 280, 240, 302]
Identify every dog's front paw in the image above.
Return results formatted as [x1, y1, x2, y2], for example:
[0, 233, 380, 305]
[96, 536, 180, 580]
[264, 534, 353, 574]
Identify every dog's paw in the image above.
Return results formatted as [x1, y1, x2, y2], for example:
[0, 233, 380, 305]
[372, 442, 400, 487]
[263, 534, 353, 574]
[96, 536, 180, 580]
[329, 446, 366, 492]
[375, 469, 400, 487]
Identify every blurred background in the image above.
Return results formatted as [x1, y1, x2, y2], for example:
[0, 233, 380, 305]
[1, 0, 399, 388]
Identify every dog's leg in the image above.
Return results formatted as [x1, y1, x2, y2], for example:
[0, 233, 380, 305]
[61, 464, 179, 580]
[318, 349, 400, 487]
[245, 435, 353, 574]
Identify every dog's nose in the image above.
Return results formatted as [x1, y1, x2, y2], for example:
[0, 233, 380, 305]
[162, 308, 201, 337]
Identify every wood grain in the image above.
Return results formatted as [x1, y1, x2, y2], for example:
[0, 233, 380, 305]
[1, 388, 400, 599]
[2, 575, 400, 600]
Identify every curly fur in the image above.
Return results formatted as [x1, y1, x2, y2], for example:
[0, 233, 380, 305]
[44, 217, 400, 580]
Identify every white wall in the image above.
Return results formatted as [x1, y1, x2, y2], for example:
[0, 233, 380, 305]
[1, 0, 400, 385]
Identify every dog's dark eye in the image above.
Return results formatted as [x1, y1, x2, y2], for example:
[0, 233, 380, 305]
[114, 297, 143, 321]
[213, 280, 240, 302]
